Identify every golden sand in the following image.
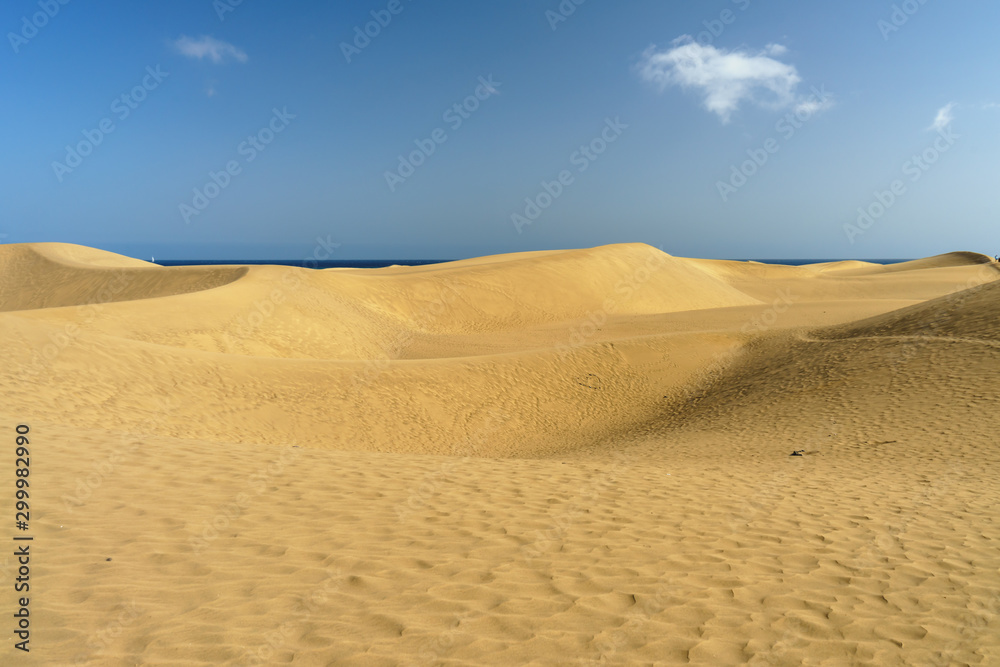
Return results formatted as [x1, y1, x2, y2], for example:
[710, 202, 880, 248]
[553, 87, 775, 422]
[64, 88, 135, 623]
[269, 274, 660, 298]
[2, 242, 998, 665]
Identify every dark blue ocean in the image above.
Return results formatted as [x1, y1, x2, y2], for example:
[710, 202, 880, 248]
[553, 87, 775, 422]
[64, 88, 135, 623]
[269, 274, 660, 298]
[155, 258, 914, 269]
[155, 259, 451, 268]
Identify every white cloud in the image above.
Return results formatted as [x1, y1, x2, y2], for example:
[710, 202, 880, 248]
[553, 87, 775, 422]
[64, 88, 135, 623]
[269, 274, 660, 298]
[637, 36, 828, 124]
[927, 102, 956, 131]
[173, 35, 248, 64]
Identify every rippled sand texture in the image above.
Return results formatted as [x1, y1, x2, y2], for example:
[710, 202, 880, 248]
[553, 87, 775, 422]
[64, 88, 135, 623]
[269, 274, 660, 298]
[2, 242, 999, 665]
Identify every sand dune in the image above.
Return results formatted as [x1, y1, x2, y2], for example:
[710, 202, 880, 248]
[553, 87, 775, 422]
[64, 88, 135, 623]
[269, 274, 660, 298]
[3, 243, 999, 665]
[0, 243, 247, 313]
[823, 278, 1000, 343]
[871, 251, 996, 273]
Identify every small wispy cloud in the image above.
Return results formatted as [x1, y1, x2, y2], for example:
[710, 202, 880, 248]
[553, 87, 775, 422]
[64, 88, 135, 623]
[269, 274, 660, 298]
[637, 36, 828, 124]
[793, 96, 833, 117]
[173, 35, 248, 64]
[927, 102, 956, 131]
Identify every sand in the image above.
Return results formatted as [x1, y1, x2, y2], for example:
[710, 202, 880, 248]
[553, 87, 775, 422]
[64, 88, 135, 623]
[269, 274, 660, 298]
[1, 242, 998, 665]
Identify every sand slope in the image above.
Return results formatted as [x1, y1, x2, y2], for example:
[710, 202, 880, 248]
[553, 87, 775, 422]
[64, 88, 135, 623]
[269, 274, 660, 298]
[2, 243, 999, 665]
[0, 243, 246, 313]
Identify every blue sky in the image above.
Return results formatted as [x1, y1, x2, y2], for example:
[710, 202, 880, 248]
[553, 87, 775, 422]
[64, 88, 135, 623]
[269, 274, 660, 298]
[2, 0, 998, 260]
